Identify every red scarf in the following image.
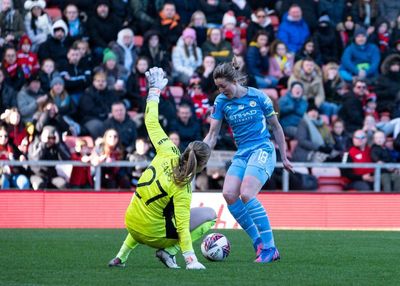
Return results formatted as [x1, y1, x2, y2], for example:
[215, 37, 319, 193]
[2, 61, 18, 78]
[378, 32, 389, 52]
[159, 11, 180, 29]
[139, 75, 147, 97]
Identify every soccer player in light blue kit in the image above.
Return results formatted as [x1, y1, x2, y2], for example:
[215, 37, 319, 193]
[204, 57, 294, 263]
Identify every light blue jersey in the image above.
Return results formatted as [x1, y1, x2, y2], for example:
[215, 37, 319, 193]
[211, 87, 275, 150]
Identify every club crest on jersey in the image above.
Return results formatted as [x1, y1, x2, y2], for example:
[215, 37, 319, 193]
[250, 101, 256, 107]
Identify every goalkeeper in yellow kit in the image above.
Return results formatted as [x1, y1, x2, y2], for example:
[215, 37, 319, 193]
[108, 67, 216, 270]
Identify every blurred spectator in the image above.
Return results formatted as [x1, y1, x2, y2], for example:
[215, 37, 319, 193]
[221, 11, 244, 56]
[194, 55, 217, 100]
[0, 125, 30, 189]
[170, 0, 200, 26]
[17, 74, 48, 124]
[338, 79, 368, 133]
[313, 14, 342, 64]
[362, 114, 378, 146]
[370, 130, 400, 192]
[140, 29, 171, 75]
[280, 0, 319, 32]
[59, 46, 91, 105]
[363, 94, 379, 122]
[38, 19, 72, 69]
[294, 37, 322, 66]
[38, 58, 59, 93]
[88, 0, 122, 65]
[156, 2, 183, 52]
[189, 10, 208, 47]
[277, 4, 310, 53]
[268, 40, 294, 86]
[171, 103, 202, 150]
[172, 27, 203, 85]
[352, 0, 379, 29]
[0, 0, 25, 47]
[2, 46, 25, 91]
[318, 0, 346, 26]
[339, 26, 380, 83]
[368, 20, 391, 54]
[110, 0, 133, 27]
[69, 138, 93, 189]
[246, 30, 277, 88]
[288, 58, 326, 111]
[78, 69, 118, 139]
[75, 39, 94, 70]
[391, 15, 400, 47]
[128, 136, 154, 186]
[342, 129, 374, 191]
[62, 3, 88, 42]
[376, 114, 400, 139]
[278, 81, 307, 139]
[198, 0, 230, 27]
[91, 128, 130, 189]
[292, 102, 335, 163]
[125, 56, 150, 112]
[16, 35, 40, 80]
[28, 125, 71, 190]
[378, 0, 400, 27]
[101, 49, 128, 97]
[331, 119, 352, 158]
[168, 131, 183, 151]
[246, 7, 275, 45]
[1, 108, 27, 146]
[337, 15, 357, 48]
[104, 101, 137, 153]
[0, 69, 17, 113]
[23, 0, 52, 52]
[129, 0, 164, 35]
[322, 62, 346, 109]
[202, 27, 233, 65]
[230, 0, 252, 20]
[186, 75, 210, 122]
[109, 28, 137, 73]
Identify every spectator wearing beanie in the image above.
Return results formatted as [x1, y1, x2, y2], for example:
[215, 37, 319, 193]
[38, 19, 72, 69]
[221, 11, 244, 55]
[172, 27, 203, 85]
[16, 35, 40, 80]
[339, 26, 380, 83]
[23, 0, 52, 52]
[88, 0, 123, 65]
[101, 48, 128, 96]
[313, 14, 342, 64]
[278, 81, 307, 139]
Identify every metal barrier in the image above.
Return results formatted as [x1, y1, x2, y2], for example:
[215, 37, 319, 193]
[1, 159, 400, 192]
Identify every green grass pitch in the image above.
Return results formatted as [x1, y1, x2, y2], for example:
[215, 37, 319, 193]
[1, 229, 400, 286]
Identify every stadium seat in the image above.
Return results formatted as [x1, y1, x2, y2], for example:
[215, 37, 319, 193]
[134, 35, 144, 48]
[311, 167, 341, 178]
[311, 167, 345, 192]
[169, 86, 184, 104]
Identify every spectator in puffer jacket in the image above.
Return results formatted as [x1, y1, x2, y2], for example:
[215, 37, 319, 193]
[339, 26, 380, 83]
[277, 5, 310, 53]
[109, 28, 137, 74]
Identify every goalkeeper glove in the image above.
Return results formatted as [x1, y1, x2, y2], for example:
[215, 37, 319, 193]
[183, 251, 206, 270]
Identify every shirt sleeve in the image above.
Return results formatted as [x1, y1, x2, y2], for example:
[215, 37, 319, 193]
[258, 90, 276, 118]
[210, 96, 224, 121]
[145, 101, 178, 155]
[172, 185, 193, 253]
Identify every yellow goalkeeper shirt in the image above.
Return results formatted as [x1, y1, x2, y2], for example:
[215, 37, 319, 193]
[125, 101, 193, 253]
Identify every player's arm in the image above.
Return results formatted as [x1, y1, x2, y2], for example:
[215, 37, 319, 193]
[203, 117, 222, 150]
[144, 67, 173, 154]
[267, 115, 294, 173]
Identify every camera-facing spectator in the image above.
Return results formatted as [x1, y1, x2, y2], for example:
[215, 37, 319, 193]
[2, 46, 25, 91]
[69, 138, 93, 189]
[16, 35, 40, 80]
[62, 3, 88, 43]
[156, 2, 184, 52]
[201, 27, 233, 65]
[140, 29, 171, 75]
[0, 0, 25, 47]
[246, 8, 275, 45]
[109, 28, 137, 73]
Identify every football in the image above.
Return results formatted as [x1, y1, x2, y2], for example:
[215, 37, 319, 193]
[200, 233, 231, 261]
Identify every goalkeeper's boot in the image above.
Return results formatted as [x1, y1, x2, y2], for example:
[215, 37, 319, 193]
[108, 257, 126, 268]
[254, 247, 280, 263]
[253, 237, 264, 258]
[156, 249, 180, 269]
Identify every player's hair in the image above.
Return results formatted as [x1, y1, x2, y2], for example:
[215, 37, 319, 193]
[213, 56, 247, 85]
[173, 141, 211, 186]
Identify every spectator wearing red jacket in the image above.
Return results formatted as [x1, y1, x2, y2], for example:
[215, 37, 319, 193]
[69, 138, 93, 189]
[16, 35, 40, 79]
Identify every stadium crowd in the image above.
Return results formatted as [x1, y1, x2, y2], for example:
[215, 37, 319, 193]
[0, 0, 400, 191]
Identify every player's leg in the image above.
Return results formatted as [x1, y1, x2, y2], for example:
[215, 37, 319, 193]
[241, 147, 280, 262]
[223, 158, 261, 250]
[108, 233, 139, 268]
[163, 207, 217, 256]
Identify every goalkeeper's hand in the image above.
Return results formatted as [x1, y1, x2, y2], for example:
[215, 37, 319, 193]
[183, 251, 206, 270]
[145, 67, 168, 103]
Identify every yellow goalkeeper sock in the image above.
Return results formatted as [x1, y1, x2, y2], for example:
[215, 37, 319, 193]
[117, 233, 138, 262]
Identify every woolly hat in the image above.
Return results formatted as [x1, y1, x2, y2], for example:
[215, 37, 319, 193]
[96, 0, 110, 8]
[50, 76, 65, 88]
[307, 100, 319, 112]
[222, 12, 237, 27]
[24, 0, 46, 10]
[290, 81, 304, 90]
[182, 27, 196, 39]
[103, 48, 117, 63]
[19, 35, 32, 47]
[354, 26, 367, 37]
